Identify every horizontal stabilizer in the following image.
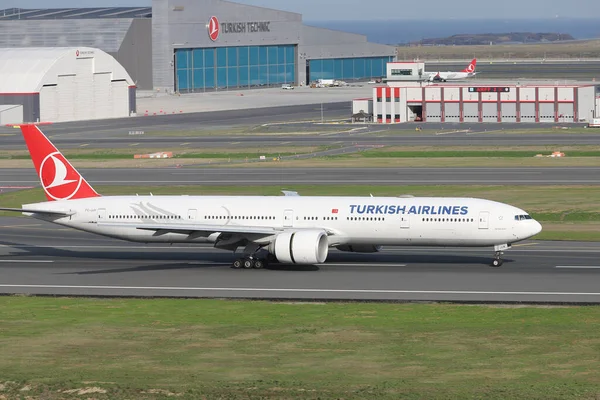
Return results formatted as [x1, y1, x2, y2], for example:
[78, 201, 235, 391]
[0, 207, 74, 216]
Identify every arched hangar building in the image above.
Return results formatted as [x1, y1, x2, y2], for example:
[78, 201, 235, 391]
[0, 47, 136, 124]
[0, 1, 396, 94]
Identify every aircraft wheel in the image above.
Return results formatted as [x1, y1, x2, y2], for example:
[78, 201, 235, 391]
[243, 258, 255, 269]
[253, 259, 266, 269]
[491, 258, 503, 267]
[232, 259, 243, 269]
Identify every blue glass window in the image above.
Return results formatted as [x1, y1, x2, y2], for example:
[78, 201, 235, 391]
[239, 65, 249, 86]
[175, 45, 296, 91]
[249, 66, 260, 85]
[259, 47, 268, 65]
[177, 69, 189, 90]
[239, 46, 249, 66]
[285, 46, 294, 64]
[227, 47, 238, 67]
[204, 49, 215, 68]
[216, 48, 227, 68]
[204, 67, 215, 88]
[217, 67, 227, 88]
[176, 50, 188, 70]
[192, 49, 203, 69]
[259, 65, 268, 84]
[249, 46, 259, 66]
[228, 66, 238, 87]
[193, 69, 204, 89]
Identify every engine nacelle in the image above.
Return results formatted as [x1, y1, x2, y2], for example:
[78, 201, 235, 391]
[270, 230, 329, 264]
[336, 245, 382, 253]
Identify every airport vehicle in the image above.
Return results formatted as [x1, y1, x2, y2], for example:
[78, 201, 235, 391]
[0, 125, 541, 268]
[424, 58, 478, 82]
[281, 84, 294, 90]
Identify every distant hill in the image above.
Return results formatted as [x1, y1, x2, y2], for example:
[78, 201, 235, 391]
[411, 32, 575, 46]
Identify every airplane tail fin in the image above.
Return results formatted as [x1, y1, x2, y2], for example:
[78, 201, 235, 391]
[461, 58, 477, 73]
[19, 124, 100, 201]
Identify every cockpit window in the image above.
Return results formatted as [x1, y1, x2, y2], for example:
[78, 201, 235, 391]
[514, 214, 533, 221]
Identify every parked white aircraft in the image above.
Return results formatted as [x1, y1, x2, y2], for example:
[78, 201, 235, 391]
[0, 125, 541, 268]
[424, 58, 478, 82]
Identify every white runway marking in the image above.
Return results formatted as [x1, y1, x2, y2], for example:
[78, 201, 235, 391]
[0, 260, 54, 263]
[0, 284, 599, 297]
[556, 266, 600, 269]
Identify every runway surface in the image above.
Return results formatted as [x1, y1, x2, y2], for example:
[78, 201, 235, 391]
[2, 166, 600, 186]
[1, 217, 600, 303]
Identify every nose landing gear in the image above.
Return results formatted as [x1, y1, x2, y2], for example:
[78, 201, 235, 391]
[491, 244, 510, 267]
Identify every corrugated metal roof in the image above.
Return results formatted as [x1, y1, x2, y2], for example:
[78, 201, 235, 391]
[0, 7, 152, 20]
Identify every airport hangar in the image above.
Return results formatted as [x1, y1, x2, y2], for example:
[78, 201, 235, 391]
[352, 61, 600, 124]
[0, 1, 396, 101]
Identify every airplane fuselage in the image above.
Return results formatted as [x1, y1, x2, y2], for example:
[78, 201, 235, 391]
[25, 195, 541, 248]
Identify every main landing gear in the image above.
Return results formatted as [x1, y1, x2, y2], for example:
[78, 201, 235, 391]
[491, 244, 510, 267]
[231, 245, 276, 269]
[231, 256, 268, 269]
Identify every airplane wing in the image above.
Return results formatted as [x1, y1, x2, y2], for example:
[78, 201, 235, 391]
[0, 207, 75, 216]
[97, 221, 281, 236]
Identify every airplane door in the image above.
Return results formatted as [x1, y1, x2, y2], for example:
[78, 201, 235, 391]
[188, 209, 197, 220]
[98, 208, 106, 221]
[283, 209, 294, 228]
[478, 211, 490, 229]
[400, 215, 410, 229]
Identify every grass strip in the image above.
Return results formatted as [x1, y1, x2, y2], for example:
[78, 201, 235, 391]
[1, 298, 600, 399]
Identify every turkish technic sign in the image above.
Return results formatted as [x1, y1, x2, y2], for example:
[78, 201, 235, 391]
[208, 16, 270, 41]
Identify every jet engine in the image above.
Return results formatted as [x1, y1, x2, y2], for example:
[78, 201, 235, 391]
[270, 230, 329, 264]
[336, 245, 382, 253]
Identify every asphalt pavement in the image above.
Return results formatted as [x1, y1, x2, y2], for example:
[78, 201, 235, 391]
[2, 167, 599, 186]
[1, 217, 599, 303]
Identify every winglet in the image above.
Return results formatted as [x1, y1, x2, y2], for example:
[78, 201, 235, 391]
[19, 124, 100, 201]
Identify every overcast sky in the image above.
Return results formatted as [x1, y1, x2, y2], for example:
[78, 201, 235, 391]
[5, 0, 600, 20]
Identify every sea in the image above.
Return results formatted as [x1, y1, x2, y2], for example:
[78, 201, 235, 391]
[304, 19, 600, 45]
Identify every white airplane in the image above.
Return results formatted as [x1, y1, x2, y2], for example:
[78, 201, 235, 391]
[0, 125, 541, 268]
[424, 58, 478, 82]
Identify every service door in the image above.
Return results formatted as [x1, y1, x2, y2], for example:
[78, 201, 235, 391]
[187, 209, 197, 220]
[93, 72, 112, 120]
[520, 103, 536, 123]
[539, 103, 555, 123]
[478, 211, 489, 229]
[111, 80, 129, 118]
[400, 215, 410, 229]
[425, 102, 441, 122]
[444, 103, 460, 122]
[283, 209, 294, 227]
[40, 85, 58, 122]
[481, 103, 498, 122]
[558, 103, 574, 123]
[57, 75, 76, 122]
[462, 103, 479, 122]
[98, 208, 106, 221]
[500, 103, 517, 122]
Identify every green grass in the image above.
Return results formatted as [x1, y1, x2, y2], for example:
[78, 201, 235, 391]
[1, 298, 600, 399]
[1, 185, 598, 241]
[360, 150, 600, 158]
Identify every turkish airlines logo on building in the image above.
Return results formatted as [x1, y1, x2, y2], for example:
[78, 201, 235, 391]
[39, 152, 82, 200]
[208, 16, 220, 41]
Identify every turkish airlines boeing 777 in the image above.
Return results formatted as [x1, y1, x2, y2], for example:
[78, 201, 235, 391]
[0, 125, 541, 268]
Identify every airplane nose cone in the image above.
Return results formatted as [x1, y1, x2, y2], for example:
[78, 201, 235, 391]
[532, 220, 542, 236]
